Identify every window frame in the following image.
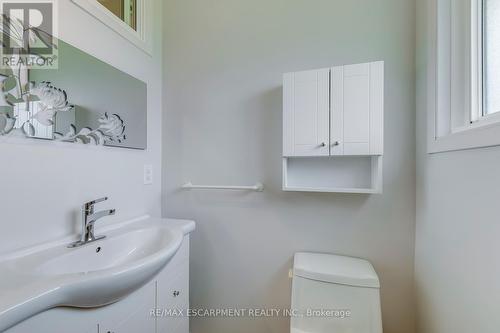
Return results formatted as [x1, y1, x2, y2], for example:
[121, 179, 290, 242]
[428, 0, 500, 153]
[71, 0, 152, 55]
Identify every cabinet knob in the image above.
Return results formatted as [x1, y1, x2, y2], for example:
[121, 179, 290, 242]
[319, 142, 327, 147]
[332, 141, 340, 146]
[173, 290, 180, 297]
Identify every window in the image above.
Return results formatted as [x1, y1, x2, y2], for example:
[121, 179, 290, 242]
[483, 0, 500, 116]
[97, 0, 137, 31]
[429, 0, 500, 153]
[71, 0, 152, 54]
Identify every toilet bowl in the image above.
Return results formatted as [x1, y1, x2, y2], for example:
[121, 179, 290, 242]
[290, 253, 382, 333]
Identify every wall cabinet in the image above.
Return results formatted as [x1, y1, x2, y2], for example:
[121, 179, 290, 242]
[283, 61, 384, 193]
[5, 235, 191, 333]
[283, 68, 330, 157]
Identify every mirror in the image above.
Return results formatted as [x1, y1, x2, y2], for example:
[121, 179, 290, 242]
[0, 36, 147, 150]
[98, 0, 138, 31]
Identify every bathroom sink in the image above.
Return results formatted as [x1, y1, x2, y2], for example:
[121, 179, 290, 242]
[0, 219, 186, 332]
[36, 227, 179, 276]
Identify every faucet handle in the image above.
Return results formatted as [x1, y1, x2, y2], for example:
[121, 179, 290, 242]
[84, 197, 108, 210]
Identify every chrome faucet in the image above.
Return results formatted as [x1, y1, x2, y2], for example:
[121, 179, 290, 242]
[68, 197, 116, 248]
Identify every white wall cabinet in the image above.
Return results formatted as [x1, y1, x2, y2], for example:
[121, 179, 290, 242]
[331, 62, 384, 156]
[283, 68, 330, 157]
[4, 235, 191, 333]
[283, 61, 384, 193]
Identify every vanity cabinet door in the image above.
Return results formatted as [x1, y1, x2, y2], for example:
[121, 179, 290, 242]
[156, 237, 190, 333]
[283, 68, 330, 157]
[331, 62, 384, 156]
[4, 308, 98, 333]
[4, 283, 156, 333]
[97, 280, 156, 333]
[157, 263, 189, 333]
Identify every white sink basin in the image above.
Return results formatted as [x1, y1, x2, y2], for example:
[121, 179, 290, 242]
[36, 227, 178, 276]
[0, 218, 188, 332]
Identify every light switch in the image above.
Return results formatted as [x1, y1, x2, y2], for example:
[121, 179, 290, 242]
[144, 164, 153, 185]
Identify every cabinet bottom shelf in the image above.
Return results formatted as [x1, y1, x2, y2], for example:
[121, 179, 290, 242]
[282, 156, 383, 194]
[283, 186, 380, 194]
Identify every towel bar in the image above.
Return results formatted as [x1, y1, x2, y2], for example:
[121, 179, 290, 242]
[181, 182, 264, 192]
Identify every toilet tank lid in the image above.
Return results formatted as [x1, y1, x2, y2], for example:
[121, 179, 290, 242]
[293, 253, 380, 288]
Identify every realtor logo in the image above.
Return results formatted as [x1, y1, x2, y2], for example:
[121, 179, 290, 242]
[0, 0, 58, 69]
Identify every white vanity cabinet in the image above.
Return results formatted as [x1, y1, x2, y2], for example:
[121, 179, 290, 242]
[4, 234, 191, 333]
[4, 279, 158, 333]
[97, 235, 190, 333]
[156, 238, 190, 333]
[3, 308, 98, 333]
[283, 61, 384, 193]
[96, 279, 157, 333]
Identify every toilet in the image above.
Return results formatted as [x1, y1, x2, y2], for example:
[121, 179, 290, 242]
[290, 253, 382, 333]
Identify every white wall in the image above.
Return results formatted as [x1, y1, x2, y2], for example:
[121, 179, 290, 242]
[162, 1, 416, 333]
[0, 0, 163, 254]
[415, 1, 500, 332]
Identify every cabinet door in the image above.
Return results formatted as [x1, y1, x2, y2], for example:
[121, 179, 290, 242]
[5, 285, 156, 333]
[97, 280, 156, 333]
[331, 62, 384, 156]
[283, 68, 330, 157]
[157, 237, 190, 333]
[5, 308, 98, 333]
[157, 263, 189, 333]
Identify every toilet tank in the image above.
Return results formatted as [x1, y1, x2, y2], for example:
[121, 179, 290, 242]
[290, 253, 382, 333]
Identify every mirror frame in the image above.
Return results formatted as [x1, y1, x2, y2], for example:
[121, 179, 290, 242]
[71, 0, 152, 55]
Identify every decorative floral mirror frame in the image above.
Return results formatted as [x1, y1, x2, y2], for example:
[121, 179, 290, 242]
[0, 79, 126, 145]
[0, 14, 147, 149]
